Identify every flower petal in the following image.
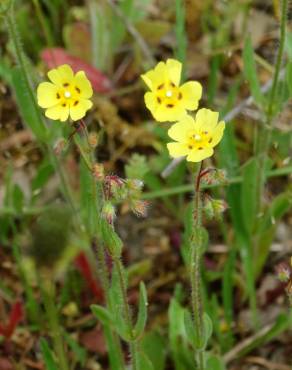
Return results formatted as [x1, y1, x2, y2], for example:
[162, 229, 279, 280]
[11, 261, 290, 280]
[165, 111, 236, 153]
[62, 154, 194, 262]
[168, 115, 195, 141]
[153, 103, 186, 122]
[45, 104, 69, 122]
[195, 108, 219, 131]
[167, 142, 189, 158]
[73, 71, 93, 99]
[70, 99, 93, 121]
[37, 82, 59, 108]
[186, 148, 214, 162]
[144, 92, 158, 114]
[47, 64, 74, 86]
[211, 121, 225, 147]
[180, 81, 202, 110]
[141, 61, 166, 90]
[166, 59, 182, 86]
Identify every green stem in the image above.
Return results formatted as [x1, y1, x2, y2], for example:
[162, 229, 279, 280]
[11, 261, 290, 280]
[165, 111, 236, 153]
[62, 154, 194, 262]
[114, 257, 138, 370]
[41, 274, 69, 370]
[255, 0, 288, 213]
[74, 129, 125, 369]
[190, 162, 205, 370]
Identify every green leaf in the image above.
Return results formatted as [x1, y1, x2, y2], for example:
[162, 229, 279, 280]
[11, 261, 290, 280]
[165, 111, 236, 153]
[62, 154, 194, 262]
[11, 67, 47, 142]
[63, 332, 87, 366]
[202, 313, 213, 347]
[32, 160, 54, 193]
[254, 190, 292, 276]
[206, 355, 226, 370]
[136, 351, 155, 370]
[243, 36, 264, 106]
[40, 338, 58, 370]
[183, 309, 196, 346]
[109, 265, 130, 341]
[91, 304, 113, 327]
[134, 282, 148, 339]
[169, 297, 196, 370]
[100, 219, 123, 258]
[141, 331, 167, 370]
[13, 184, 24, 213]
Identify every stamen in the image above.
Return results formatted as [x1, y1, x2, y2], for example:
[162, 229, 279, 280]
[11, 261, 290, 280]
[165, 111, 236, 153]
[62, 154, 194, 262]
[64, 91, 71, 98]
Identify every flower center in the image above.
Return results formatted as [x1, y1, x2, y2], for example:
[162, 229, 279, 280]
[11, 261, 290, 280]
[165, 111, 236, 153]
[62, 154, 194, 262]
[193, 134, 202, 141]
[165, 90, 173, 98]
[64, 91, 71, 99]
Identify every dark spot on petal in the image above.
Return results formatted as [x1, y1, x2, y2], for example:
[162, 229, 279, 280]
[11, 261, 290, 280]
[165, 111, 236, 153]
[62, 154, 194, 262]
[157, 83, 164, 90]
[198, 147, 203, 150]
[56, 93, 60, 99]
[204, 131, 208, 135]
[188, 145, 193, 149]
[170, 82, 175, 87]
[63, 83, 69, 87]
[178, 92, 183, 100]
[75, 86, 81, 94]
[166, 104, 174, 108]
[157, 97, 162, 104]
[73, 101, 79, 106]
[62, 103, 67, 107]
[208, 138, 213, 143]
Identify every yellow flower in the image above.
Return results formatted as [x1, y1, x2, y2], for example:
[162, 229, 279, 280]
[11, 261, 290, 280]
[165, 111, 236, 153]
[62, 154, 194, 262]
[167, 109, 225, 162]
[37, 64, 93, 122]
[141, 59, 202, 122]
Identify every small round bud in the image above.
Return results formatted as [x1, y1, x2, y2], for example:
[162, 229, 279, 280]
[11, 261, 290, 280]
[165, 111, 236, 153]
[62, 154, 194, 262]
[102, 201, 116, 225]
[275, 262, 291, 283]
[131, 200, 149, 217]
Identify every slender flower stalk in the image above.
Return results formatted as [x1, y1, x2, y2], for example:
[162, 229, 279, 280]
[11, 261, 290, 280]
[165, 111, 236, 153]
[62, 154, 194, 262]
[190, 162, 205, 370]
[113, 256, 139, 370]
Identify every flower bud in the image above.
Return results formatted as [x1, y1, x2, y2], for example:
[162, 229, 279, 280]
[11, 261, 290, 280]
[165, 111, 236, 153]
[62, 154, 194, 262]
[204, 196, 228, 220]
[131, 200, 149, 217]
[275, 262, 291, 283]
[88, 132, 99, 148]
[102, 201, 116, 225]
[126, 179, 144, 191]
[201, 168, 228, 186]
[92, 163, 105, 181]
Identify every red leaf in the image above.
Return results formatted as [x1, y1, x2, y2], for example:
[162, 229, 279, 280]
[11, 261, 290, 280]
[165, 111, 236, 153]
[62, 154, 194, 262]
[0, 301, 23, 339]
[75, 252, 104, 302]
[41, 48, 112, 93]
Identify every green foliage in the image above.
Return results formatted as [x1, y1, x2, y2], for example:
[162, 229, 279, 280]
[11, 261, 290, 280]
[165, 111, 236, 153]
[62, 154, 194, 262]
[243, 36, 265, 107]
[30, 204, 72, 266]
[40, 339, 59, 370]
[125, 153, 150, 180]
[141, 331, 167, 370]
[134, 282, 148, 339]
[100, 219, 123, 258]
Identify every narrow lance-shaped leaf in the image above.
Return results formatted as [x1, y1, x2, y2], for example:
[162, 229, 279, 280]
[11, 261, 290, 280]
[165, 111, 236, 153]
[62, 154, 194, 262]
[40, 338, 58, 370]
[134, 282, 148, 339]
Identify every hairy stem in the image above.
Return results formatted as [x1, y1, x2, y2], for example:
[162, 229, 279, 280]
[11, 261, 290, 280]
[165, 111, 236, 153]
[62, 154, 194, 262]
[190, 162, 205, 370]
[113, 257, 138, 370]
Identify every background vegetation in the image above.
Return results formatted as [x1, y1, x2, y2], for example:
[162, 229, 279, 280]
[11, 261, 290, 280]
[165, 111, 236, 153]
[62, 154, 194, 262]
[0, 0, 291, 369]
